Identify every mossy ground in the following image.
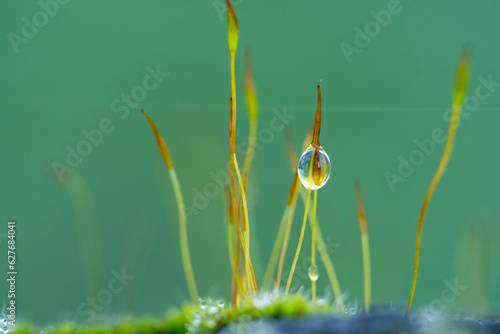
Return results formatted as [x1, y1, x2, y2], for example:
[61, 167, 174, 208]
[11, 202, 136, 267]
[12, 293, 339, 334]
[12, 293, 500, 333]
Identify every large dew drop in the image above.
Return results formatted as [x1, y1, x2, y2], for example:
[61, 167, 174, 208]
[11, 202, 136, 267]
[298, 145, 331, 190]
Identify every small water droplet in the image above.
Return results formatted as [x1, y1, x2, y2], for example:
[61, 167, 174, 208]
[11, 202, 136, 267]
[218, 300, 225, 308]
[199, 298, 207, 310]
[316, 298, 326, 306]
[298, 145, 331, 190]
[308, 265, 318, 281]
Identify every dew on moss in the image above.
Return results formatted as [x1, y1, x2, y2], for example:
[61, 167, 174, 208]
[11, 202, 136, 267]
[298, 145, 331, 190]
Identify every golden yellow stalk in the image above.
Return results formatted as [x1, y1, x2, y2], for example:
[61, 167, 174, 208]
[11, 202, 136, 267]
[141, 110, 198, 303]
[308, 85, 322, 299]
[311, 189, 318, 300]
[285, 85, 324, 296]
[299, 188, 345, 309]
[285, 154, 314, 295]
[227, 0, 238, 128]
[234, 153, 257, 294]
[229, 98, 258, 295]
[406, 48, 472, 315]
[234, 229, 243, 306]
[302, 84, 323, 297]
[261, 127, 306, 291]
[225, 187, 236, 270]
[354, 181, 371, 314]
[226, 0, 257, 297]
[272, 127, 314, 290]
[225, 187, 244, 307]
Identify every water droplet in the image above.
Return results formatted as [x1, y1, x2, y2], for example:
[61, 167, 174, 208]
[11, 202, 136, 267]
[218, 300, 225, 309]
[316, 298, 326, 306]
[199, 298, 207, 310]
[298, 145, 331, 190]
[308, 265, 318, 281]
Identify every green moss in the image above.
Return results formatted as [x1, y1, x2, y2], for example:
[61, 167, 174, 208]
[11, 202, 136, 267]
[15, 293, 339, 334]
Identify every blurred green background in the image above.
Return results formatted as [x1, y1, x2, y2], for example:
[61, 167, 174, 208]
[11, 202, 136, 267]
[1, 0, 499, 327]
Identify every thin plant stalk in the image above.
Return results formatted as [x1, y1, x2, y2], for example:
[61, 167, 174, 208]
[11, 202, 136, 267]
[234, 153, 257, 293]
[230, 145, 255, 295]
[142, 110, 198, 303]
[272, 127, 314, 290]
[234, 230, 243, 306]
[307, 84, 323, 298]
[225, 188, 236, 274]
[406, 48, 472, 315]
[311, 189, 318, 300]
[355, 181, 371, 314]
[229, 98, 258, 294]
[299, 188, 344, 309]
[225, 0, 257, 296]
[286, 84, 324, 295]
[285, 150, 315, 295]
[238, 50, 259, 282]
[225, 187, 244, 307]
